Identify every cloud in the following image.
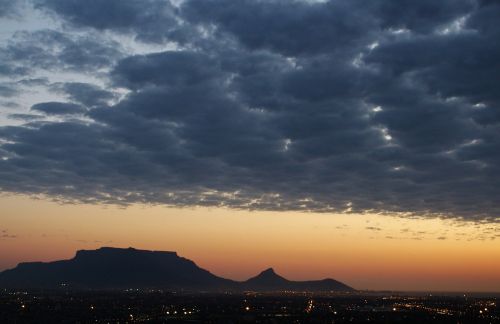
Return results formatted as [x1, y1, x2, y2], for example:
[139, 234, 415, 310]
[17, 78, 50, 87]
[0, 84, 19, 97]
[7, 114, 44, 121]
[0, 29, 123, 76]
[0, 229, 17, 239]
[33, 0, 190, 43]
[49, 82, 117, 108]
[182, 0, 375, 56]
[182, 0, 475, 55]
[1, 101, 20, 109]
[111, 51, 223, 90]
[31, 102, 86, 115]
[0, 0, 21, 17]
[0, 0, 499, 222]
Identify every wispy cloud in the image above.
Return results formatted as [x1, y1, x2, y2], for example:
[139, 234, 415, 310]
[0, 229, 17, 239]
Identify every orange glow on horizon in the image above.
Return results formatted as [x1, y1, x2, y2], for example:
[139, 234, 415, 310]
[0, 194, 499, 292]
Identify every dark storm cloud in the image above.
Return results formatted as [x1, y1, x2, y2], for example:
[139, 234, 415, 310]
[49, 82, 117, 108]
[7, 113, 44, 121]
[0, 0, 20, 17]
[182, 0, 476, 55]
[17, 78, 50, 87]
[0, 29, 123, 76]
[33, 0, 191, 43]
[111, 51, 223, 90]
[182, 0, 375, 56]
[0, 63, 29, 78]
[1, 102, 20, 109]
[0, 84, 18, 97]
[31, 102, 86, 115]
[0, 0, 499, 221]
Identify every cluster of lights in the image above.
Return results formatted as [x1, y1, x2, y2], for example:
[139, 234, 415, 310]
[165, 309, 195, 315]
[306, 299, 314, 313]
[6, 293, 498, 321]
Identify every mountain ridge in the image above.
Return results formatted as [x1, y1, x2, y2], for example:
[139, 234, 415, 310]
[0, 247, 354, 292]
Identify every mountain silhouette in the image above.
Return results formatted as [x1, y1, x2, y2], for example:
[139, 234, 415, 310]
[0, 247, 354, 292]
[243, 267, 353, 292]
[243, 268, 291, 290]
[0, 247, 234, 290]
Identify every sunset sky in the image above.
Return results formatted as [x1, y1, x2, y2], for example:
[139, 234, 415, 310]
[1, 0, 499, 293]
[2, 194, 499, 292]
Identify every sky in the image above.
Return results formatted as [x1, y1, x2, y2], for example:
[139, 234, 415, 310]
[0, 0, 499, 292]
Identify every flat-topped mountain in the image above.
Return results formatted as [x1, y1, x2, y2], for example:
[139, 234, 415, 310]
[0, 247, 233, 290]
[0, 247, 354, 292]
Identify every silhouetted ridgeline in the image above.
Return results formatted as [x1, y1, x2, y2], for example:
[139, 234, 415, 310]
[0, 247, 353, 292]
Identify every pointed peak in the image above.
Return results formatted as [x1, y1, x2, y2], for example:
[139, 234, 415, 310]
[261, 267, 276, 275]
[254, 267, 287, 280]
[245, 267, 290, 286]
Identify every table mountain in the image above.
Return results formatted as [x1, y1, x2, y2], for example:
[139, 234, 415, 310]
[0, 247, 354, 292]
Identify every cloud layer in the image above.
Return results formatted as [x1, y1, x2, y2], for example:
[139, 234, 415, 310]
[0, 0, 499, 221]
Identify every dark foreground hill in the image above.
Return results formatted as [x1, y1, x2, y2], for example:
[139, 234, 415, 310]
[0, 247, 354, 292]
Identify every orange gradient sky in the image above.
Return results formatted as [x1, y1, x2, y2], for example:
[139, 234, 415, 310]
[0, 194, 499, 292]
